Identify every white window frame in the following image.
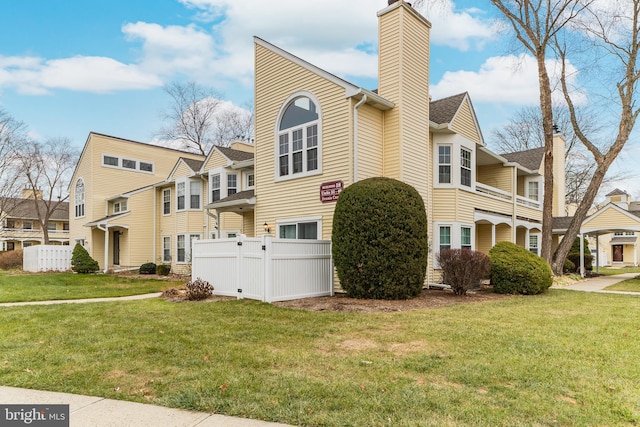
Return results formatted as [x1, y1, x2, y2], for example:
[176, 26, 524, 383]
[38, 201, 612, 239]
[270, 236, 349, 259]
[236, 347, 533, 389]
[437, 145, 452, 185]
[529, 233, 540, 255]
[460, 147, 472, 187]
[210, 172, 221, 203]
[162, 188, 171, 216]
[525, 177, 542, 201]
[276, 216, 322, 240]
[275, 92, 322, 182]
[47, 222, 57, 231]
[245, 172, 255, 189]
[461, 226, 472, 250]
[113, 200, 127, 214]
[190, 180, 201, 210]
[176, 181, 186, 211]
[101, 154, 154, 174]
[177, 233, 201, 264]
[75, 178, 85, 218]
[227, 173, 238, 196]
[23, 221, 33, 230]
[162, 236, 171, 263]
[435, 222, 476, 257]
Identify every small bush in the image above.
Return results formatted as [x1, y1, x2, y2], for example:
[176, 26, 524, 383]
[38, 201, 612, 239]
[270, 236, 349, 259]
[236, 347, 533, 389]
[563, 258, 576, 274]
[489, 241, 552, 295]
[436, 249, 491, 295]
[156, 264, 171, 276]
[71, 243, 100, 274]
[0, 249, 23, 270]
[185, 277, 214, 300]
[332, 177, 428, 300]
[566, 253, 593, 272]
[139, 262, 156, 274]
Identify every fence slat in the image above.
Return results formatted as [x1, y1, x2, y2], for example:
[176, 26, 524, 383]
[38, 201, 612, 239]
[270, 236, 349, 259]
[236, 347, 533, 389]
[23, 245, 72, 272]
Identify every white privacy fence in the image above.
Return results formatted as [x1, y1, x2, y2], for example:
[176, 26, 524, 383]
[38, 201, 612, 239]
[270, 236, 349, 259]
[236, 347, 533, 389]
[191, 235, 334, 302]
[23, 245, 72, 272]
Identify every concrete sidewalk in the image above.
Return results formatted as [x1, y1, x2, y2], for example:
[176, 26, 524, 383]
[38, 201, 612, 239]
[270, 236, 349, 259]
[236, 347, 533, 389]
[0, 292, 163, 307]
[552, 272, 640, 295]
[0, 386, 294, 427]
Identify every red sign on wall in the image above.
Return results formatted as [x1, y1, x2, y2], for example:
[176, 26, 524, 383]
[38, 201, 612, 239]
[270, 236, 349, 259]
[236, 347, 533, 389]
[320, 180, 344, 203]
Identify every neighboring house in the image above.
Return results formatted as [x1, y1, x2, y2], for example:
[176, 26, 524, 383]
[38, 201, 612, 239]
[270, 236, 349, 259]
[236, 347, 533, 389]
[69, 1, 568, 284]
[555, 189, 640, 268]
[0, 189, 69, 251]
[68, 132, 252, 273]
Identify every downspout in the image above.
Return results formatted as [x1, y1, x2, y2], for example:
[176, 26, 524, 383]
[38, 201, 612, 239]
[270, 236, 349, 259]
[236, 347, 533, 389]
[200, 175, 209, 238]
[353, 94, 368, 183]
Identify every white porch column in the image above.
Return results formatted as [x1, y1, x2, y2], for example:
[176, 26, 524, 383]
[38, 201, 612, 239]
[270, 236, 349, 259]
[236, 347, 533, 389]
[491, 224, 496, 247]
[595, 235, 600, 274]
[580, 233, 585, 278]
[525, 228, 530, 251]
[103, 225, 110, 273]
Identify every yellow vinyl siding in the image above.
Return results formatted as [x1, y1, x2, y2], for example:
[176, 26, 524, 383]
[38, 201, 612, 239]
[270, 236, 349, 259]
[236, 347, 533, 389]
[450, 99, 481, 144]
[356, 103, 384, 180]
[477, 164, 512, 193]
[378, 3, 430, 201]
[584, 208, 640, 230]
[203, 151, 228, 171]
[120, 189, 155, 267]
[475, 223, 493, 254]
[254, 42, 352, 240]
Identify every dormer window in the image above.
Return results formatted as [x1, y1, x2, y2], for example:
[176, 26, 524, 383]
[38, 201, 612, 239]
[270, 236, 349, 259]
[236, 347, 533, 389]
[113, 200, 127, 213]
[276, 94, 321, 180]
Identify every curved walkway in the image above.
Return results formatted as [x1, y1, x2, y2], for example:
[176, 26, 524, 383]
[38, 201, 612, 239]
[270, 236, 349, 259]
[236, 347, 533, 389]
[551, 272, 640, 295]
[0, 292, 163, 307]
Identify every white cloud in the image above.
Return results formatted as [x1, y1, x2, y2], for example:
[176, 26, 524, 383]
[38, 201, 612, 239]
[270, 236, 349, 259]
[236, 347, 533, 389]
[420, 0, 502, 50]
[431, 53, 588, 108]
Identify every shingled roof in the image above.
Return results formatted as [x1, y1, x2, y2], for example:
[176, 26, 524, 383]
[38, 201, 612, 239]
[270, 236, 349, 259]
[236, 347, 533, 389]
[180, 157, 205, 172]
[429, 93, 467, 125]
[1, 198, 69, 221]
[502, 147, 545, 171]
[217, 146, 254, 162]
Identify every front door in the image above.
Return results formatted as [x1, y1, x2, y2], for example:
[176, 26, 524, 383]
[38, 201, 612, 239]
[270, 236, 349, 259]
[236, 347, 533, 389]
[613, 245, 623, 263]
[113, 231, 120, 265]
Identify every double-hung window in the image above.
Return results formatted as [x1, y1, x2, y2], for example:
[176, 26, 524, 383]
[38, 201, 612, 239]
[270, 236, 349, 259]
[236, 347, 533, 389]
[527, 181, 539, 201]
[163, 236, 171, 262]
[439, 226, 451, 252]
[190, 181, 201, 209]
[211, 174, 221, 202]
[529, 235, 539, 255]
[438, 146, 451, 184]
[460, 148, 471, 187]
[461, 227, 472, 250]
[163, 189, 171, 215]
[177, 234, 200, 263]
[177, 182, 186, 211]
[277, 95, 321, 179]
[227, 174, 237, 196]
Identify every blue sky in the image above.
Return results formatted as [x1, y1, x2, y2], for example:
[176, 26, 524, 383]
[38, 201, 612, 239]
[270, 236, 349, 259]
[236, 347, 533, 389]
[0, 0, 637, 197]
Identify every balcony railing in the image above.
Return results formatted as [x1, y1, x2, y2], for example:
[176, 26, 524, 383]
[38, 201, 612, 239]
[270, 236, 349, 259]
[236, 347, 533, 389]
[475, 183, 541, 210]
[0, 228, 70, 234]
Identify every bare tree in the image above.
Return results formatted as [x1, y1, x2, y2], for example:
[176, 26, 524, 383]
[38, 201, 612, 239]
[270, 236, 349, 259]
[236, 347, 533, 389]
[550, 0, 640, 274]
[490, 0, 593, 267]
[0, 109, 26, 208]
[17, 137, 77, 244]
[157, 81, 254, 154]
[490, 105, 620, 210]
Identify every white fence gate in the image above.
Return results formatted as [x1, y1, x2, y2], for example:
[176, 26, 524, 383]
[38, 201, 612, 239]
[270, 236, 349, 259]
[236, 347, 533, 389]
[191, 235, 333, 302]
[23, 245, 72, 272]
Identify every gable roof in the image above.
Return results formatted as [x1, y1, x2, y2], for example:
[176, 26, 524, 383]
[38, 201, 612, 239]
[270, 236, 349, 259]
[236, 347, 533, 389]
[606, 188, 628, 197]
[216, 146, 254, 162]
[502, 147, 545, 172]
[2, 198, 69, 221]
[429, 93, 468, 125]
[181, 157, 205, 172]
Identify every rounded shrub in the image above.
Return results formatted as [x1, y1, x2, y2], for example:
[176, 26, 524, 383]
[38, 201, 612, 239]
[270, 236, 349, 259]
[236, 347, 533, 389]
[489, 241, 552, 295]
[139, 262, 157, 274]
[332, 177, 428, 300]
[567, 237, 593, 271]
[156, 264, 171, 276]
[71, 243, 100, 274]
[436, 249, 490, 295]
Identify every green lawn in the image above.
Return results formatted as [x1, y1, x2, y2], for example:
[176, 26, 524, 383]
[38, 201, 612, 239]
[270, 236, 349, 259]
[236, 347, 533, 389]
[605, 276, 640, 292]
[1, 290, 639, 426]
[595, 266, 640, 276]
[0, 272, 184, 303]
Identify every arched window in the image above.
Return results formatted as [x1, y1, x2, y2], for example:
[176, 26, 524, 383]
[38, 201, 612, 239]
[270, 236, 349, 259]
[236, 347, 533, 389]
[277, 94, 321, 179]
[75, 179, 85, 218]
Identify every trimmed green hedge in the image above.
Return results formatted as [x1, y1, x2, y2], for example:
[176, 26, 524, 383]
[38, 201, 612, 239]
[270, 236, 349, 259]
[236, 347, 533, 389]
[71, 243, 100, 274]
[332, 177, 428, 300]
[489, 241, 552, 295]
